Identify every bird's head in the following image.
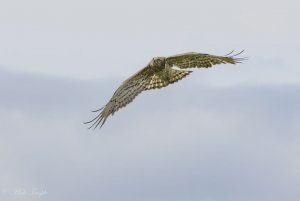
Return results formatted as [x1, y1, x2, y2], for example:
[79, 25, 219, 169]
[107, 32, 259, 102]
[149, 57, 166, 68]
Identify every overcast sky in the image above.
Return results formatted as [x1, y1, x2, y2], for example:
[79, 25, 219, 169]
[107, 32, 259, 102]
[1, 0, 300, 201]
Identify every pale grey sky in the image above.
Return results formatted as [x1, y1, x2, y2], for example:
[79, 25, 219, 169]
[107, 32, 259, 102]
[1, 0, 299, 82]
[1, 0, 300, 201]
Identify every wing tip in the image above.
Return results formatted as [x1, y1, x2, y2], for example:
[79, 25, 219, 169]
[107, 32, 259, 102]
[224, 50, 248, 64]
[84, 107, 107, 130]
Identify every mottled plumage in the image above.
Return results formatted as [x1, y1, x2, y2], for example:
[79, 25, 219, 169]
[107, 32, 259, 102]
[85, 51, 245, 129]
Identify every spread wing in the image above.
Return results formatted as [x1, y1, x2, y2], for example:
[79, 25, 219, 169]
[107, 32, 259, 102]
[84, 67, 192, 129]
[166, 50, 245, 69]
[84, 67, 153, 129]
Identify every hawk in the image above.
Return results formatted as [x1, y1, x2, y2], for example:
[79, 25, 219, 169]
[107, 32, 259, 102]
[85, 50, 245, 129]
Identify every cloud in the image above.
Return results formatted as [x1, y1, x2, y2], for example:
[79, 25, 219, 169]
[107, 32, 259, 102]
[0, 68, 299, 201]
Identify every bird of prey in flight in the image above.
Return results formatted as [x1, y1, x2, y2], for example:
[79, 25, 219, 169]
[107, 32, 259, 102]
[85, 50, 245, 129]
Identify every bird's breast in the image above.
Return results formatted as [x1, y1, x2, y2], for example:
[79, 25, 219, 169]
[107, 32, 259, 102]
[150, 65, 164, 73]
